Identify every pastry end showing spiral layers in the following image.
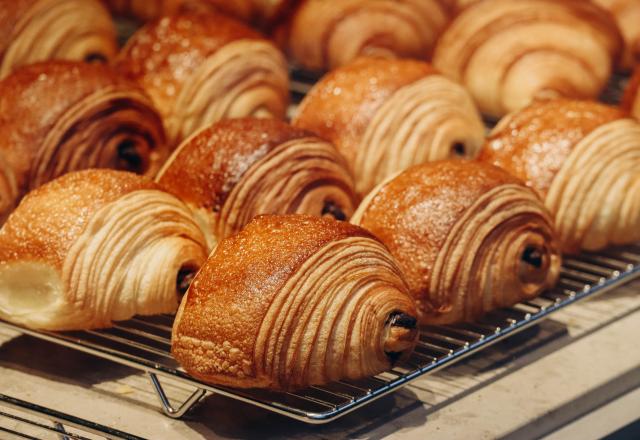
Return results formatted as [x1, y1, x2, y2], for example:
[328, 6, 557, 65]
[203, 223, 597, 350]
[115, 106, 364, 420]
[0, 0, 117, 79]
[156, 118, 358, 250]
[0, 60, 168, 224]
[482, 99, 640, 253]
[0, 170, 207, 330]
[352, 160, 561, 325]
[293, 57, 486, 196]
[172, 214, 418, 390]
[115, 12, 290, 145]
[281, 0, 453, 71]
[433, 0, 622, 118]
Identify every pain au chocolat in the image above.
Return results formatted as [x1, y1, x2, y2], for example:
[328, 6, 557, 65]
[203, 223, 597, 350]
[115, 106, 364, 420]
[351, 160, 561, 325]
[0, 0, 117, 79]
[433, 0, 622, 118]
[156, 118, 357, 251]
[0, 170, 207, 331]
[293, 57, 485, 197]
[115, 12, 289, 146]
[0, 61, 167, 223]
[279, 0, 453, 71]
[172, 214, 418, 390]
[481, 99, 640, 253]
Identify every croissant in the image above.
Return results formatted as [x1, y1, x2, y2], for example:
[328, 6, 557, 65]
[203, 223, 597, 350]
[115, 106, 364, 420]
[351, 160, 561, 325]
[279, 0, 453, 71]
[480, 99, 640, 253]
[432, 0, 622, 118]
[623, 67, 640, 120]
[115, 12, 290, 145]
[0, 61, 167, 224]
[172, 214, 418, 390]
[292, 57, 485, 196]
[156, 118, 357, 250]
[593, 0, 640, 69]
[0, 0, 117, 79]
[0, 170, 207, 331]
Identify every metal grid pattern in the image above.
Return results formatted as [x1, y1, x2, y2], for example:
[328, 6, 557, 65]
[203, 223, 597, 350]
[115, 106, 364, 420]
[0, 394, 143, 440]
[1, 245, 638, 424]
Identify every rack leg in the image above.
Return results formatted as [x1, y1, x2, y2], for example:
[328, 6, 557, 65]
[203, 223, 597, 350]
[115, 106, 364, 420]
[147, 373, 207, 419]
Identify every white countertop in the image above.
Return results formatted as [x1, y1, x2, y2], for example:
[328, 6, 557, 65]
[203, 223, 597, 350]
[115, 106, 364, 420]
[1, 280, 639, 439]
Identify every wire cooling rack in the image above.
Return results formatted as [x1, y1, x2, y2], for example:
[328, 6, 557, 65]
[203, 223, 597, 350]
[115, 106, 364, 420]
[1, 245, 638, 424]
[0, 393, 142, 440]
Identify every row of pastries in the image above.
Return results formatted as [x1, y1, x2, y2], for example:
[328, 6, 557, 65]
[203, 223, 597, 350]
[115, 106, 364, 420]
[0, 0, 639, 391]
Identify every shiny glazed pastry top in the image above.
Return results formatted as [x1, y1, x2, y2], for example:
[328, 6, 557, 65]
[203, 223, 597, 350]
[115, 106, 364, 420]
[293, 57, 485, 196]
[0, 61, 167, 224]
[352, 160, 561, 325]
[156, 118, 358, 250]
[115, 12, 289, 145]
[279, 0, 454, 71]
[481, 99, 640, 253]
[172, 214, 418, 390]
[0, 170, 207, 330]
[0, 0, 117, 79]
[433, 0, 622, 118]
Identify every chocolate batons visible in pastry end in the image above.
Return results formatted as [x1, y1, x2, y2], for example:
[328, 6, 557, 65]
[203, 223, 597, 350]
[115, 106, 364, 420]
[0, 0, 117, 79]
[171, 214, 418, 390]
[293, 57, 485, 197]
[432, 0, 622, 118]
[623, 67, 640, 120]
[0, 61, 167, 223]
[593, 0, 640, 70]
[156, 118, 358, 251]
[0, 170, 207, 331]
[480, 99, 640, 253]
[351, 160, 561, 325]
[115, 12, 290, 146]
[280, 0, 453, 71]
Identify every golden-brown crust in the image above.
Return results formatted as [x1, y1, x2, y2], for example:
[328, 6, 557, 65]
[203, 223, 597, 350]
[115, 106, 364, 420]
[592, 0, 640, 70]
[172, 214, 379, 386]
[293, 57, 435, 167]
[480, 99, 624, 197]
[0, 0, 33, 53]
[115, 12, 264, 118]
[157, 118, 310, 211]
[356, 160, 522, 295]
[622, 66, 640, 116]
[0, 170, 158, 269]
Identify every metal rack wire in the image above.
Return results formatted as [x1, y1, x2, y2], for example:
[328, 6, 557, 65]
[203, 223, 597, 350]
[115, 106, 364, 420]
[0, 394, 143, 440]
[1, 245, 638, 424]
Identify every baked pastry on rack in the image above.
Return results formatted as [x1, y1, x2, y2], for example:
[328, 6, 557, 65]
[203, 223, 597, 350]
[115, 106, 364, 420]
[593, 0, 640, 69]
[279, 0, 453, 71]
[293, 57, 485, 196]
[172, 214, 418, 390]
[433, 0, 622, 118]
[0, 0, 117, 79]
[0, 61, 167, 224]
[0, 170, 207, 331]
[623, 67, 640, 120]
[156, 118, 357, 250]
[351, 160, 561, 325]
[480, 99, 640, 253]
[115, 12, 290, 145]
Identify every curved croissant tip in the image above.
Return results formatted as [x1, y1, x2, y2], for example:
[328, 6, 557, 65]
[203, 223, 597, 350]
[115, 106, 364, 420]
[384, 312, 418, 362]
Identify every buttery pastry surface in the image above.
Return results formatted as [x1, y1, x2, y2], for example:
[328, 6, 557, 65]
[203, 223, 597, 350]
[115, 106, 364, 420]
[0, 0, 117, 78]
[115, 12, 289, 145]
[156, 118, 357, 250]
[0, 61, 167, 223]
[293, 57, 485, 196]
[481, 99, 640, 252]
[172, 214, 418, 390]
[0, 170, 207, 330]
[352, 160, 561, 324]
